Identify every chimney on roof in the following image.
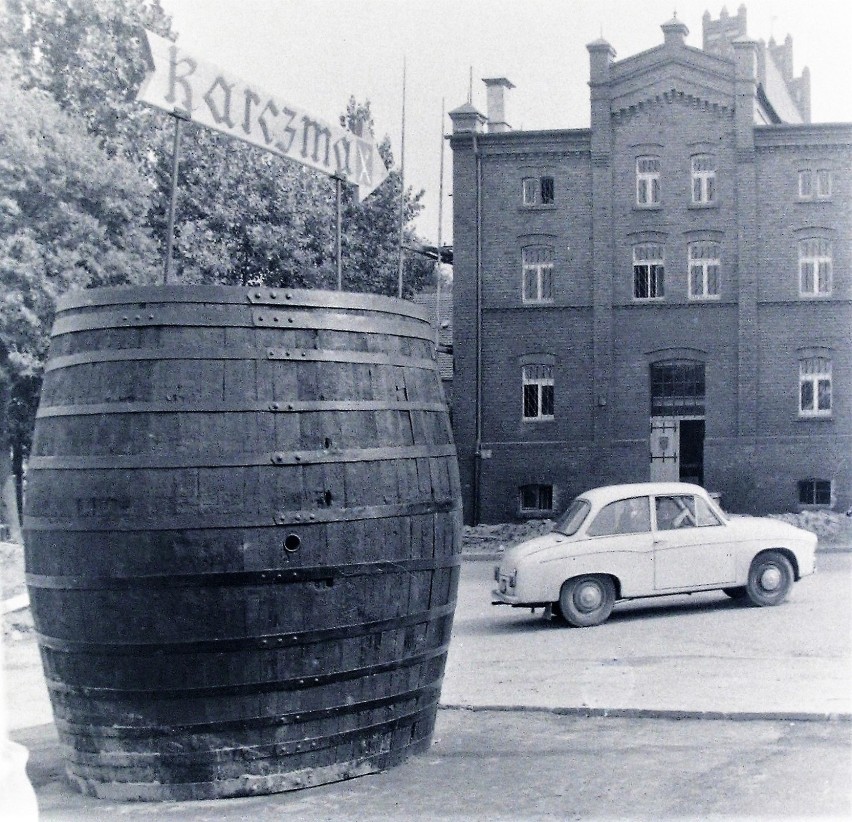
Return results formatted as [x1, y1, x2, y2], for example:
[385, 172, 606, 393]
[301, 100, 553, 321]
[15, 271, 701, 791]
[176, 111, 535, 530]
[483, 77, 514, 133]
[661, 14, 689, 48]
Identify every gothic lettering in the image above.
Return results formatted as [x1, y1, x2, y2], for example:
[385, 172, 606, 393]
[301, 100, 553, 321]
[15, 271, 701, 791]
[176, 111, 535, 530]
[274, 107, 298, 154]
[166, 45, 196, 112]
[301, 116, 332, 166]
[242, 88, 261, 135]
[203, 75, 237, 128]
[256, 99, 279, 145]
[333, 135, 353, 176]
[356, 140, 374, 186]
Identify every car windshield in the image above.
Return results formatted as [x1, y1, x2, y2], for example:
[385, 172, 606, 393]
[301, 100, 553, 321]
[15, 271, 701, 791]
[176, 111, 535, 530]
[553, 498, 591, 536]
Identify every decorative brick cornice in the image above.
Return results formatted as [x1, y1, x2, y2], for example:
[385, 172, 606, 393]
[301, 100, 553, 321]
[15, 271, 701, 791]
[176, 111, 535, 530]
[612, 89, 733, 122]
[481, 150, 591, 161]
[755, 142, 851, 153]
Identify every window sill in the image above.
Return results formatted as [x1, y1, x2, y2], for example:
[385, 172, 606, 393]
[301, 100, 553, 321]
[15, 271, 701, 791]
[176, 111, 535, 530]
[795, 197, 833, 204]
[633, 204, 662, 211]
[521, 300, 556, 306]
[797, 413, 832, 420]
[522, 417, 556, 424]
[798, 293, 833, 300]
[688, 295, 722, 301]
[632, 297, 666, 303]
[687, 202, 719, 210]
[519, 204, 557, 211]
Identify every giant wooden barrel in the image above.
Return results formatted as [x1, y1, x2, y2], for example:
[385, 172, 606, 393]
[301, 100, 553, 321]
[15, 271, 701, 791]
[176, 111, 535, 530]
[23, 285, 462, 801]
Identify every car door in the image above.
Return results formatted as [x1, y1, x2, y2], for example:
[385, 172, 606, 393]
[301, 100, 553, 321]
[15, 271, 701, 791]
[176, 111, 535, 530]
[652, 493, 736, 591]
[583, 496, 655, 595]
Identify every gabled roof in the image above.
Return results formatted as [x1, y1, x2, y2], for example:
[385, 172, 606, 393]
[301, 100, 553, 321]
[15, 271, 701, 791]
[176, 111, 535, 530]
[608, 42, 736, 115]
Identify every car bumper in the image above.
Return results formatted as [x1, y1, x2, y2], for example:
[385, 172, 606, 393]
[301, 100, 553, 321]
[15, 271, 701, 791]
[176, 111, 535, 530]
[491, 587, 521, 605]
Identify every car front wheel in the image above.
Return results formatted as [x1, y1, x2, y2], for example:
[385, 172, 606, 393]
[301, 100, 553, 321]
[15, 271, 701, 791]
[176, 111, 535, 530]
[558, 575, 616, 627]
[746, 551, 794, 607]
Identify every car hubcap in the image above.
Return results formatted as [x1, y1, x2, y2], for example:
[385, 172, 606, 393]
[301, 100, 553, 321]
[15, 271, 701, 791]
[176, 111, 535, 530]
[576, 583, 602, 611]
[760, 566, 782, 591]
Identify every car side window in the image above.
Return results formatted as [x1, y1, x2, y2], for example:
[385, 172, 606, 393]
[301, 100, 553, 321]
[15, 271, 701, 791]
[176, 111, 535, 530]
[655, 495, 698, 530]
[587, 497, 651, 537]
[693, 496, 722, 526]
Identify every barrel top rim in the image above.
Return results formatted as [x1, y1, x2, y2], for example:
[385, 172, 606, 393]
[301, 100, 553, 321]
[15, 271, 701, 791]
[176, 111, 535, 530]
[55, 285, 432, 322]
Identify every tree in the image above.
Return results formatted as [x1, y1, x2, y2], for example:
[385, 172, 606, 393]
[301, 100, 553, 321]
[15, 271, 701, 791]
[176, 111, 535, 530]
[0, 56, 159, 529]
[0, 1, 437, 532]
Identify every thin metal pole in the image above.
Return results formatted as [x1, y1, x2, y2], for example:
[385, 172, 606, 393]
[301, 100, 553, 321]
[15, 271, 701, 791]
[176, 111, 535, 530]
[163, 113, 184, 284]
[396, 58, 407, 298]
[434, 98, 445, 350]
[335, 176, 343, 290]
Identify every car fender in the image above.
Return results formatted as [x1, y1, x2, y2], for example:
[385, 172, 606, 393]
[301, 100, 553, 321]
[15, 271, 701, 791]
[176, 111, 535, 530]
[516, 549, 630, 602]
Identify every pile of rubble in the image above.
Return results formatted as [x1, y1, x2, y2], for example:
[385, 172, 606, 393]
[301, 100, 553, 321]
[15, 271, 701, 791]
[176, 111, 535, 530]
[462, 520, 554, 556]
[767, 509, 852, 545]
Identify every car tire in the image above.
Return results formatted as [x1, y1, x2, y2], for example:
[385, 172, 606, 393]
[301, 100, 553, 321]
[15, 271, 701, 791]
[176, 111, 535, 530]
[722, 586, 748, 599]
[745, 551, 794, 607]
[558, 575, 616, 627]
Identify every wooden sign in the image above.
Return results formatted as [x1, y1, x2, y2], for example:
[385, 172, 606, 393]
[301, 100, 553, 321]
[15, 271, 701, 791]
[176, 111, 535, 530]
[137, 30, 389, 200]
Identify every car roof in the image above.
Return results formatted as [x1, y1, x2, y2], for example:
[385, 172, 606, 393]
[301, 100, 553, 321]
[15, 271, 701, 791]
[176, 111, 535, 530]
[577, 482, 709, 507]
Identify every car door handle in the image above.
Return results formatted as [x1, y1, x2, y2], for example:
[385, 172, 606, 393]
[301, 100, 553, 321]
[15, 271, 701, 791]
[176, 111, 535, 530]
[653, 538, 668, 545]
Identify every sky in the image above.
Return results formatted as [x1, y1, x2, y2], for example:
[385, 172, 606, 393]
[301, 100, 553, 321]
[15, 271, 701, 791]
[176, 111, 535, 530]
[161, 0, 852, 243]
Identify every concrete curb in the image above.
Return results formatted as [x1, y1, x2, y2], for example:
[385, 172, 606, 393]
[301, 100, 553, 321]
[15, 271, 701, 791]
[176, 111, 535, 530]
[439, 703, 852, 722]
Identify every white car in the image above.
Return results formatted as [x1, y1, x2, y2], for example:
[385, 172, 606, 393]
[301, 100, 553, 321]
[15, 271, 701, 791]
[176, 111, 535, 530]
[492, 482, 817, 627]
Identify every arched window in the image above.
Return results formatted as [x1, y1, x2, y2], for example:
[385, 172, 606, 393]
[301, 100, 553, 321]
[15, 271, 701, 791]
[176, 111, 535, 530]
[522, 246, 554, 303]
[691, 155, 716, 204]
[522, 364, 554, 420]
[688, 241, 720, 299]
[636, 156, 660, 205]
[633, 244, 665, 299]
[798, 239, 832, 296]
[799, 356, 832, 416]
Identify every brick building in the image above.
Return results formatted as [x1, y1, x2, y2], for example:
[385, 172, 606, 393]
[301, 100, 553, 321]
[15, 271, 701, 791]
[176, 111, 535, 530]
[449, 7, 851, 524]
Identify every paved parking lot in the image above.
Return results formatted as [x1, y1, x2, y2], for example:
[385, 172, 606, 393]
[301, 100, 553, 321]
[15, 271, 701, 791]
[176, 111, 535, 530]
[4, 552, 851, 818]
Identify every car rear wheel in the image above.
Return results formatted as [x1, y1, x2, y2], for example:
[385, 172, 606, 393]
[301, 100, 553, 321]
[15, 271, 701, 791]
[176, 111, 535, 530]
[722, 586, 748, 599]
[558, 575, 616, 627]
[746, 551, 794, 607]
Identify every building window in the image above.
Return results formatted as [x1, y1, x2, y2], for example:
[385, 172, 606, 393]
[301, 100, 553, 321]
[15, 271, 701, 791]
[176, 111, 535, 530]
[522, 176, 555, 206]
[636, 157, 660, 205]
[520, 484, 554, 513]
[799, 356, 832, 417]
[798, 169, 832, 200]
[522, 246, 554, 303]
[798, 479, 832, 506]
[688, 242, 720, 299]
[691, 155, 716, 204]
[650, 360, 705, 416]
[798, 239, 832, 296]
[633, 244, 665, 299]
[522, 364, 554, 420]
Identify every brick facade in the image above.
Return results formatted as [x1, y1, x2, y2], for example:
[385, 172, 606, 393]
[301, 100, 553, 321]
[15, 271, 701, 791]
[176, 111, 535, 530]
[450, 11, 851, 523]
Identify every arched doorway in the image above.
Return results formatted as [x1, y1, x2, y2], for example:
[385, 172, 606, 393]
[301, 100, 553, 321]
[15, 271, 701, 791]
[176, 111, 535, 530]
[649, 360, 705, 485]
